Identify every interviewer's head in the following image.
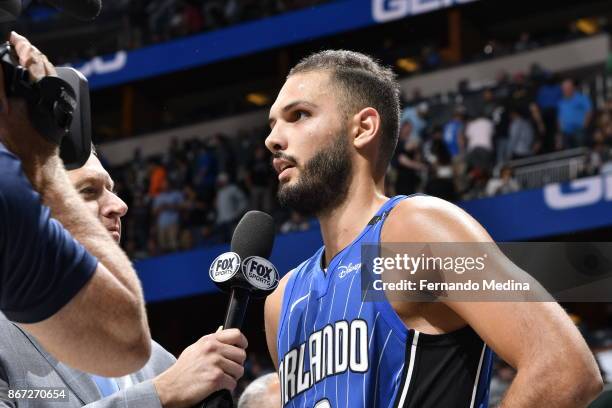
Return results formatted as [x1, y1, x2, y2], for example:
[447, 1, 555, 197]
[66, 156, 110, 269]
[66, 148, 128, 243]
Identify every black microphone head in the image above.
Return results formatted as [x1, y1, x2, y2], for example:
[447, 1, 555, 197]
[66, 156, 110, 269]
[231, 211, 275, 260]
[45, 0, 101, 20]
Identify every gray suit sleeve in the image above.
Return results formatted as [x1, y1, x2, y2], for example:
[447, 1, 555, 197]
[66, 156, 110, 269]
[82, 380, 162, 408]
[81, 341, 176, 408]
[0, 364, 16, 408]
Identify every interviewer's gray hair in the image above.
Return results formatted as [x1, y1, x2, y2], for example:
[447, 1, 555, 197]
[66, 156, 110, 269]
[237, 373, 280, 408]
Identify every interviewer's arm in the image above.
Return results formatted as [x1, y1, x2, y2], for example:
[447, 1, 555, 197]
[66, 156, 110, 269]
[0, 152, 150, 376]
[0, 32, 151, 376]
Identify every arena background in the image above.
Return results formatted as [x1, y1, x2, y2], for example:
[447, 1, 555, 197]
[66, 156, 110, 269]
[4, 0, 612, 405]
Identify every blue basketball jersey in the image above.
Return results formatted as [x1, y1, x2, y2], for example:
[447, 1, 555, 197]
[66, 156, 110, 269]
[277, 195, 493, 408]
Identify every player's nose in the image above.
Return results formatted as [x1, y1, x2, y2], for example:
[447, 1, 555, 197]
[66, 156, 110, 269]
[265, 124, 288, 154]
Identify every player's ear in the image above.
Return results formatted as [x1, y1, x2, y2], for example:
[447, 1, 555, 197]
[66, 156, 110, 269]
[352, 107, 380, 150]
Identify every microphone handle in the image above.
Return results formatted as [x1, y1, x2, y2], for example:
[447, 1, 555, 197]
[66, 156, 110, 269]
[223, 288, 251, 329]
[197, 288, 251, 408]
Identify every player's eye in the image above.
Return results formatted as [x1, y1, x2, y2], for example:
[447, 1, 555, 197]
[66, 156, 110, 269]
[292, 110, 309, 121]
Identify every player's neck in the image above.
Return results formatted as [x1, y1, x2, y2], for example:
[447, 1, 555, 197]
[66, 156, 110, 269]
[318, 179, 387, 268]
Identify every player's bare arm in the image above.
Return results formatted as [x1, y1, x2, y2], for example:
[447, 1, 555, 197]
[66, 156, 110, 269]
[264, 271, 293, 369]
[383, 195, 604, 407]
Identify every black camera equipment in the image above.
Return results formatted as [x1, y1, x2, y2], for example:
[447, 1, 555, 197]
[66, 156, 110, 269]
[0, 42, 91, 169]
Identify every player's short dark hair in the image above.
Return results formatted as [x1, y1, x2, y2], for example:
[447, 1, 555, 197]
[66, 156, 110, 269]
[289, 50, 400, 177]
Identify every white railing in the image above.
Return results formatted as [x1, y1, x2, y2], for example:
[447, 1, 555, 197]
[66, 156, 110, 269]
[508, 148, 589, 189]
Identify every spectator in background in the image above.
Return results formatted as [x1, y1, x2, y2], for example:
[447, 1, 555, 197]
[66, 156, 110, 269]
[588, 129, 612, 175]
[237, 373, 281, 408]
[481, 88, 498, 119]
[148, 158, 167, 197]
[514, 32, 537, 53]
[400, 102, 428, 145]
[509, 73, 545, 149]
[280, 211, 310, 234]
[507, 109, 535, 160]
[167, 157, 189, 189]
[424, 133, 456, 202]
[212, 134, 237, 180]
[193, 141, 218, 201]
[179, 185, 197, 250]
[536, 74, 563, 153]
[393, 122, 426, 195]
[596, 102, 612, 142]
[128, 148, 148, 193]
[557, 78, 592, 149]
[153, 179, 184, 252]
[181, 185, 217, 247]
[128, 192, 150, 257]
[215, 173, 248, 241]
[421, 45, 442, 71]
[464, 113, 494, 171]
[183, 1, 204, 34]
[491, 100, 511, 165]
[463, 167, 490, 200]
[246, 145, 273, 213]
[442, 106, 465, 159]
[486, 165, 520, 196]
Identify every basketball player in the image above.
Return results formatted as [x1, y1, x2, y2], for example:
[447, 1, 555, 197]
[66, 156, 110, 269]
[264, 51, 602, 407]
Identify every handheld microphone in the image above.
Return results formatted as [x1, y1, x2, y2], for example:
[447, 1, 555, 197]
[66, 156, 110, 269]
[200, 211, 279, 408]
[45, 0, 102, 20]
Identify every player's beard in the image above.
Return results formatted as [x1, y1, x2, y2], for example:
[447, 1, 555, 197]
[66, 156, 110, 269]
[277, 129, 352, 217]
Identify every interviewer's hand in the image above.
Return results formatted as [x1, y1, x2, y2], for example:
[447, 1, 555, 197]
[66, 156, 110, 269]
[0, 31, 61, 187]
[153, 329, 248, 408]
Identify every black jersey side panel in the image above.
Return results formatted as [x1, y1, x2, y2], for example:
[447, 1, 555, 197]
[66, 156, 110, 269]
[393, 326, 488, 408]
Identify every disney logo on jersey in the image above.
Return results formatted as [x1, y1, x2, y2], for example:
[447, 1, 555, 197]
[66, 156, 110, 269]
[338, 262, 361, 279]
[209, 252, 241, 283]
[242, 256, 279, 291]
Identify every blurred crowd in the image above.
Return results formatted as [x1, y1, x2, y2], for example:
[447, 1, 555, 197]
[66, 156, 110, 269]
[103, 67, 612, 259]
[132, 0, 330, 45]
[389, 70, 612, 202]
[107, 130, 313, 259]
[379, 27, 595, 78]
[17, 0, 330, 62]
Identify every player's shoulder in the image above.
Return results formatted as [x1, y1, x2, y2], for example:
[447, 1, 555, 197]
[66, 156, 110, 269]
[391, 195, 467, 224]
[385, 195, 490, 242]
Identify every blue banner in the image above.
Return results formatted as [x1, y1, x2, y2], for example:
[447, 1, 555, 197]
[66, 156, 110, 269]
[137, 227, 324, 303]
[71, 0, 477, 90]
[460, 174, 612, 241]
[137, 174, 612, 302]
